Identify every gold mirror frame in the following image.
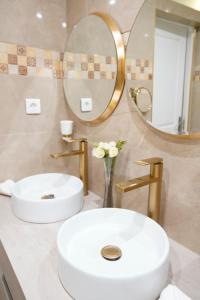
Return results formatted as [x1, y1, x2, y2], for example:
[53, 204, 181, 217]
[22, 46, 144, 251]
[65, 13, 125, 125]
[126, 1, 200, 141]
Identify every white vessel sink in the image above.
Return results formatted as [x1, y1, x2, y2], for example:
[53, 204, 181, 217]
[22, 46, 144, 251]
[57, 208, 169, 300]
[11, 173, 83, 223]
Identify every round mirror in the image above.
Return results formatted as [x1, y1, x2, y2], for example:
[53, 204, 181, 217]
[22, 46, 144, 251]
[63, 13, 125, 124]
[126, 0, 200, 139]
[129, 87, 152, 113]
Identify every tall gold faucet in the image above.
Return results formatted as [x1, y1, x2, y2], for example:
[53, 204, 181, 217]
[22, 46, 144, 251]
[50, 137, 89, 196]
[116, 157, 163, 223]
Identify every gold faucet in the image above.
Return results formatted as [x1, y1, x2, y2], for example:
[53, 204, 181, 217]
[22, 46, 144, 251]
[116, 157, 163, 223]
[50, 137, 89, 196]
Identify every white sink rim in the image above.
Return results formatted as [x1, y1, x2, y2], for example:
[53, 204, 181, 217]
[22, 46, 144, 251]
[57, 208, 169, 280]
[12, 173, 83, 203]
[11, 173, 84, 223]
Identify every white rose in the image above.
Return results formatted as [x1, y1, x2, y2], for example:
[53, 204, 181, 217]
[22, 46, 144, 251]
[103, 143, 111, 150]
[92, 147, 105, 159]
[109, 146, 119, 158]
[109, 141, 116, 147]
[99, 142, 105, 148]
[98, 142, 110, 150]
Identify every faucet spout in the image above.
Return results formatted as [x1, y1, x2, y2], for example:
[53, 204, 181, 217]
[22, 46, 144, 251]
[50, 150, 83, 159]
[116, 175, 158, 193]
[116, 157, 163, 223]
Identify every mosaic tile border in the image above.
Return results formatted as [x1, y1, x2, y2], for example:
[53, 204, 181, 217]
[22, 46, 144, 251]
[0, 42, 117, 80]
[1, 43, 198, 84]
[63, 52, 117, 80]
[126, 58, 153, 81]
[0, 42, 63, 79]
[126, 58, 200, 82]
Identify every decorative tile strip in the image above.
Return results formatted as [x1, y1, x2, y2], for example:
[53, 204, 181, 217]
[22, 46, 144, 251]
[0, 43, 153, 82]
[0, 42, 63, 79]
[63, 52, 117, 80]
[126, 58, 153, 80]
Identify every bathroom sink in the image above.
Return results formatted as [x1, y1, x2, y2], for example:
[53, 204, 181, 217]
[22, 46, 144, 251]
[57, 208, 169, 300]
[11, 173, 83, 223]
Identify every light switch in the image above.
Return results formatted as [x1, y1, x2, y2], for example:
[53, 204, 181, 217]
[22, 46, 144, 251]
[26, 98, 41, 114]
[81, 98, 92, 112]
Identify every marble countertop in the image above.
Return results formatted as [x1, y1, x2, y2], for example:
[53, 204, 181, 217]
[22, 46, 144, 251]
[0, 193, 199, 300]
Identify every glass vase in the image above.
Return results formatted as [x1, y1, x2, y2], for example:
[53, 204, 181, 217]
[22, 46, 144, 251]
[103, 157, 116, 208]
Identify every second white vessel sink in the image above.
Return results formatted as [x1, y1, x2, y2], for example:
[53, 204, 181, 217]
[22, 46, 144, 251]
[57, 208, 169, 300]
[11, 173, 83, 223]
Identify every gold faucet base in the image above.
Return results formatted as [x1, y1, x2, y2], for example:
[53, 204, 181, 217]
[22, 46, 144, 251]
[50, 138, 89, 196]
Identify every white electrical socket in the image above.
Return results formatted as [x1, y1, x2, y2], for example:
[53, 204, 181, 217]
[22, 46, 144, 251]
[26, 98, 41, 114]
[81, 98, 93, 112]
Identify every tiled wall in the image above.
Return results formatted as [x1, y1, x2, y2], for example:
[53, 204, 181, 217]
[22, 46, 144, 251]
[63, 52, 117, 80]
[0, 42, 63, 79]
[67, 0, 200, 254]
[0, 42, 120, 81]
[64, 53, 153, 81]
[0, 42, 155, 82]
[126, 58, 153, 80]
[0, 0, 85, 181]
[0, 0, 67, 51]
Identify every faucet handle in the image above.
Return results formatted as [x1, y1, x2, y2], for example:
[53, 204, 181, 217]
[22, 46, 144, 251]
[135, 157, 163, 166]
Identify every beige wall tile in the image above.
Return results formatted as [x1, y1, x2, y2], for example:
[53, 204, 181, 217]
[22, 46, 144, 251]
[0, 0, 67, 52]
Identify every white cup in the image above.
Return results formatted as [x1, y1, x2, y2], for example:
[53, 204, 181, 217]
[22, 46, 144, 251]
[60, 120, 74, 136]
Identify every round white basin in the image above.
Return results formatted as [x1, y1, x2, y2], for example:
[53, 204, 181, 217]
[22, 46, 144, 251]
[57, 208, 169, 300]
[11, 173, 83, 223]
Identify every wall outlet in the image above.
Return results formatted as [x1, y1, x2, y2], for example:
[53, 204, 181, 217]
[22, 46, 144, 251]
[26, 98, 41, 114]
[81, 98, 92, 112]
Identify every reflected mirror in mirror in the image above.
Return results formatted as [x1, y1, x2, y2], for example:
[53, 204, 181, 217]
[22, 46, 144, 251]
[63, 13, 125, 124]
[126, 0, 200, 137]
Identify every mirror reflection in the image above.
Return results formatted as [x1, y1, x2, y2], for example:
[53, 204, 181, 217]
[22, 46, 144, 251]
[126, 0, 200, 136]
[63, 14, 124, 124]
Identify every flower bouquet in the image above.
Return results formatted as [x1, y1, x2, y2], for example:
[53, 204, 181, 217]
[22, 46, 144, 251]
[92, 140, 126, 207]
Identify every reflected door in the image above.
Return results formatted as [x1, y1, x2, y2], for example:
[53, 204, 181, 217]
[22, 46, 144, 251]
[153, 18, 191, 134]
